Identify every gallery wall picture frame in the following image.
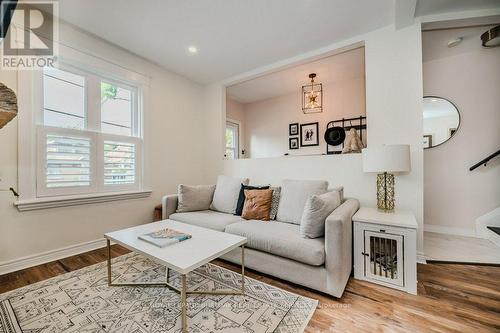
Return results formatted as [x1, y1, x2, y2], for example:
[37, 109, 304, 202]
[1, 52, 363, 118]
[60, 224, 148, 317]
[300, 122, 319, 147]
[289, 123, 299, 136]
[289, 137, 299, 150]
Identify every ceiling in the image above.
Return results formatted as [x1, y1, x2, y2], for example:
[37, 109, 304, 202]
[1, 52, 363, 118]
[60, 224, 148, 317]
[51, 0, 500, 84]
[415, 0, 500, 17]
[227, 47, 365, 104]
[55, 0, 392, 84]
[423, 98, 458, 119]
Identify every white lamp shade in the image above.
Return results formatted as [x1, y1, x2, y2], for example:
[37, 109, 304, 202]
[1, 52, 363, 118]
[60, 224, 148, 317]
[362, 145, 411, 173]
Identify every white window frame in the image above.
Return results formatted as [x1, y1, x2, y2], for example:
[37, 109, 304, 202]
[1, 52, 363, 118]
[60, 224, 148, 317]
[36, 64, 143, 197]
[15, 50, 151, 210]
[100, 77, 140, 137]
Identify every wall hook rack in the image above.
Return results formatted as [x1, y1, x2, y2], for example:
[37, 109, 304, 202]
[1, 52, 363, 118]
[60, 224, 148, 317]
[326, 115, 367, 154]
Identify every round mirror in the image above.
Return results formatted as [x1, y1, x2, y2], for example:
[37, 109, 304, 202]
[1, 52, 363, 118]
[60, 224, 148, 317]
[423, 96, 460, 149]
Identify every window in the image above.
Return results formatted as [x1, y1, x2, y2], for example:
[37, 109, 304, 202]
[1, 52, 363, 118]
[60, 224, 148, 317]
[225, 121, 239, 160]
[37, 66, 142, 197]
[43, 68, 86, 129]
[101, 81, 136, 136]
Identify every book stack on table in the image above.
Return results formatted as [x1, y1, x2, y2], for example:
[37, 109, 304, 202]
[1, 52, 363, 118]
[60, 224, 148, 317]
[138, 228, 191, 248]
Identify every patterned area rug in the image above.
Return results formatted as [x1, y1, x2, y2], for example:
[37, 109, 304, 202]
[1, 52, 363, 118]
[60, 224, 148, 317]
[0, 253, 317, 332]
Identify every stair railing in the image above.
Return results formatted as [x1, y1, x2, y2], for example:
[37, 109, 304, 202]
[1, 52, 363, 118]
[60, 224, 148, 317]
[469, 149, 500, 171]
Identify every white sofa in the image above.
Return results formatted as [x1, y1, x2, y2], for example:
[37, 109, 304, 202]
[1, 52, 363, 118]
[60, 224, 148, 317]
[161, 181, 359, 298]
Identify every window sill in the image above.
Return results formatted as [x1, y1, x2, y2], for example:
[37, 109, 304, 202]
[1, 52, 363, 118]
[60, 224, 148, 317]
[14, 190, 152, 212]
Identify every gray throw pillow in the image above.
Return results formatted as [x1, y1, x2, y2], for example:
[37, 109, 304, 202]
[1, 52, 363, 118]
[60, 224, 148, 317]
[210, 175, 249, 214]
[300, 191, 342, 238]
[269, 186, 281, 220]
[176, 184, 216, 212]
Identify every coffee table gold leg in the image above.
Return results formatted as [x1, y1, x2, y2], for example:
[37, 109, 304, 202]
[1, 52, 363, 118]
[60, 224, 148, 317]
[106, 239, 112, 286]
[181, 274, 187, 333]
[241, 245, 245, 294]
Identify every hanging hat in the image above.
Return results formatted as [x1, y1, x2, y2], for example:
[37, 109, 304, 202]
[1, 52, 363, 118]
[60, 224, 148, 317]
[324, 126, 346, 146]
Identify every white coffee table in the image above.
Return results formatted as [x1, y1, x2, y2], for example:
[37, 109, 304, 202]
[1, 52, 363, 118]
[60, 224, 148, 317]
[104, 219, 247, 333]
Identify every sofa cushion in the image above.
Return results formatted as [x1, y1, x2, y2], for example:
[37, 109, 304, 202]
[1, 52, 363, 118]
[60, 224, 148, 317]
[225, 220, 325, 266]
[176, 184, 216, 212]
[276, 179, 328, 224]
[210, 175, 249, 214]
[169, 210, 243, 232]
[300, 190, 342, 238]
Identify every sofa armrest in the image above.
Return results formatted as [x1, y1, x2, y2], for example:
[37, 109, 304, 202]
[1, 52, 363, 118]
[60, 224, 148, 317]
[324, 198, 360, 297]
[161, 194, 178, 220]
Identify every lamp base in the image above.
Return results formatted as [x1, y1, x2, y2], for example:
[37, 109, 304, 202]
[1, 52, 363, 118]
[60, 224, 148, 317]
[376, 172, 395, 212]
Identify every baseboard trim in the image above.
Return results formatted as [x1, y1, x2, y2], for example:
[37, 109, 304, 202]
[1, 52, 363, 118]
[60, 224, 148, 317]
[417, 251, 427, 264]
[424, 224, 476, 237]
[0, 238, 108, 275]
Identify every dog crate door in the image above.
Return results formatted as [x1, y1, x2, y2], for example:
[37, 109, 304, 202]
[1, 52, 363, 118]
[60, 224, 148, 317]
[363, 230, 404, 287]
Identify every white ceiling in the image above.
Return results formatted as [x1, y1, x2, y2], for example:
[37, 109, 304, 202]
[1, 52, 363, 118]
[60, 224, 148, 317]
[227, 47, 365, 104]
[55, 0, 392, 83]
[423, 97, 459, 119]
[415, 0, 500, 17]
[52, 0, 500, 84]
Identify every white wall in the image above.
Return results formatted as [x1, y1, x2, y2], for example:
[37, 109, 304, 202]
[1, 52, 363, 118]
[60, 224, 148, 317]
[241, 78, 366, 158]
[423, 26, 500, 235]
[205, 24, 425, 255]
[0, 21, 208, 265]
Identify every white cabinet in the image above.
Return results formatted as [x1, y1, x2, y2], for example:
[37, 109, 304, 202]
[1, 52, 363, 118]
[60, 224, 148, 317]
[353, 207, 418, 295]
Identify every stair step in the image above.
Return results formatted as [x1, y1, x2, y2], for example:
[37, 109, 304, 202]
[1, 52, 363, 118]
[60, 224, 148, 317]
[487, 226, 500, 236]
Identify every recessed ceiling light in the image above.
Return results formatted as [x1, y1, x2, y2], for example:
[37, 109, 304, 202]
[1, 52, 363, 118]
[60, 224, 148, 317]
[188, 46, 198, 54]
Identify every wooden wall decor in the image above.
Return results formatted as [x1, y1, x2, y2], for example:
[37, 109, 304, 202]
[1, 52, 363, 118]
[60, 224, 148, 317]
[0, 83, 18, 129]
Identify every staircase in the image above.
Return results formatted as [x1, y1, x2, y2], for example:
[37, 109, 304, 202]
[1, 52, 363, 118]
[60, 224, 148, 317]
[471, 150, 500, 247]
[476, 207, 500, 247]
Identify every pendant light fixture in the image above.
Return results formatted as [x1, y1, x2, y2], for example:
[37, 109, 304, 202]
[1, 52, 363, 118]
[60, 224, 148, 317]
[302, 73, 322, 114]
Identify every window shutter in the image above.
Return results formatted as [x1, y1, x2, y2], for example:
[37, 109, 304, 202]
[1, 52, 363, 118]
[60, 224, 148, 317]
[103, 141, 136, 185]
[37, 126, 97, 197]
[46, 134, 91, 188]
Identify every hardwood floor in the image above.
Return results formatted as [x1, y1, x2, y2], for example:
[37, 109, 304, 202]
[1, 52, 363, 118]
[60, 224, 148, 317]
[1, 245, 499, 332]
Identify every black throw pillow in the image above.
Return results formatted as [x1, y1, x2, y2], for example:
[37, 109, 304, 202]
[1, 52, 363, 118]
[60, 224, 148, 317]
[235, 184, 270, 216]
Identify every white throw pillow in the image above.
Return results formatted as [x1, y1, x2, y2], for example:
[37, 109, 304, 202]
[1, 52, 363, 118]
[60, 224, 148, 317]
[300, 191, 342, 238]
[176, 184, 216, 213]
[210, 175, 249, 214]
[276, 179, 328, 224]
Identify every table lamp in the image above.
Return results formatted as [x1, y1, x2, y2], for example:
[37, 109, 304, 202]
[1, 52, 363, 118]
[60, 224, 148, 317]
[362, 145, 411, 212]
